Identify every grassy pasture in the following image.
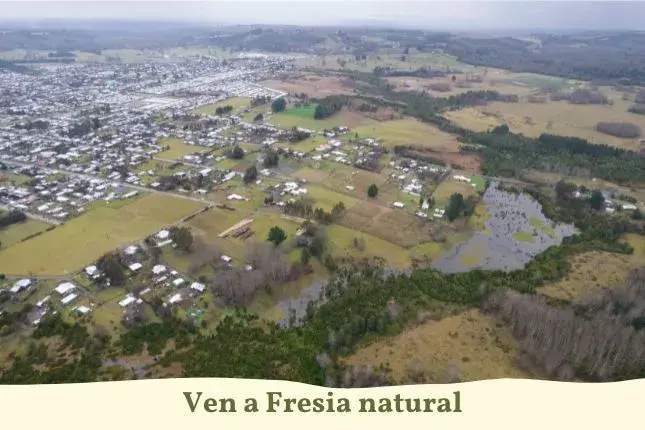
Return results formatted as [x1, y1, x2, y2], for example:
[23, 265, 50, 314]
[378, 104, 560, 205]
[445, 98, 645, 151]
[306, 185, 360, 212]
[344, 309, 529, 383]
[340, 201, 432, 248]
[432, 178, 479, 208]
[192, 97, 251, 115]
[157, 137, 208, 160]
[270, 108, 374, 130]
[325, 224, 411, 269]
[0, 219, 52, 249]
[538, 234, 645, 300]
[353, 118, 460, 151]
[0, 194, 204, 276]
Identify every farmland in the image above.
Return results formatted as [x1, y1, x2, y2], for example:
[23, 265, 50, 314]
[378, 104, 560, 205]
[0, 219, 52, 249]
[444, 96, 645, 151]
[192, 97, 251, 115]
[269, 106, 375, 130]
[0, 194, 204, 275]
[157, 136, 208, 160]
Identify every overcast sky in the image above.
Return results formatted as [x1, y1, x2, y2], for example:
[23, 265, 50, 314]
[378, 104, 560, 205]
[0, 1, 644, 30]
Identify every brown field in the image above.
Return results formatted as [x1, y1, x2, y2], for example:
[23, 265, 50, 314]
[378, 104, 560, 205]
[340, 201, 433, 247]
[445, 98, 645, 151]
[344, 309, 530, 383]
[261, 73, 357, 98]
[291, 167, 330, 183]
[385, 72, 537, 98]
[353, 118, 461, 151]
[539, 234, 645, 300]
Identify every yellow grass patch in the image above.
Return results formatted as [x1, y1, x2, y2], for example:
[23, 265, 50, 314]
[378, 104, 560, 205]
[326, 224, 411, 269]
[354, 118, 460, 151]
[0, 219, 52, 249]
[344, 309, 529, 383]
[432, 178, 478, 207]
[538, 234, 645, 300]
[0, 194, 204, 276]
[157, 136, 207, 160]
[306, 185, 360, 212]
[192, 97, 251, 115]
[445, 98, 645, 150]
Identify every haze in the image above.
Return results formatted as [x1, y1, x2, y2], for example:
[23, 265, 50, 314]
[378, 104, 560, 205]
[1, 0, 644, 31]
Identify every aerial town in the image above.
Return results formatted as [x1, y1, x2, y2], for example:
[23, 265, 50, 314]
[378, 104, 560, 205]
[1, 20, 645, 387]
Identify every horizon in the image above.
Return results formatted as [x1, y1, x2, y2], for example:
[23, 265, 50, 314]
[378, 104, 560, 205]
[0, 1, 644, 31]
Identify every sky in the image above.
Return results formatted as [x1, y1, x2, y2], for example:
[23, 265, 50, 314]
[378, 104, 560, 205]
[0, 1, 644, 31]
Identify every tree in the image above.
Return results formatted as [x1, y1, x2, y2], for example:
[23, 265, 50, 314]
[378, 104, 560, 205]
[243, 165, 258, 183]
[446, 193, 465, 221]
[300, 248, 311, 265]
[590, 190, 605, 211]
[330, 201, 346, 220]
[253, 113, 264, 122]
[97, 252, 126, 286]
[229, 145, 244, 160]
[263, 151, 279, 168]
[367, 184, 379, 198]
[170, 226, 193, 252]
[267, 226, 287, 246]
[271, 97, 286, 113]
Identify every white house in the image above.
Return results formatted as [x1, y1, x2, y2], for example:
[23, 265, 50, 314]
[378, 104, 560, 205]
[118, 296, 136, 307]
[61, 293, 78, 306]
[172, 278, 185, 287]
[221, 255, 232, 263]
[124, 245, 139, 255]
[168, 293, 182, 304]
[190, 282, 205, 293]
[156, 230, 170, 240]
[128, 262, 143, 272]
[85, 265, 98, 277]
[10, 278, 31, 294]
[393, 202, 405, 209]
[152, 264, 167, 275]
[55, 282, 76, 295]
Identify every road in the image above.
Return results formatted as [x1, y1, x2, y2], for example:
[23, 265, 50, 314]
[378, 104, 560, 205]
[1, 158, 212, 205]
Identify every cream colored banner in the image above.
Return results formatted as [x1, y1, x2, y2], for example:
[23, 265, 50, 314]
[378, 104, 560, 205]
[0, 378, 637, 429]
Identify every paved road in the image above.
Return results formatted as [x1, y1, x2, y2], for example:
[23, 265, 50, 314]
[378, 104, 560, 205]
[1, 158, 211, 205]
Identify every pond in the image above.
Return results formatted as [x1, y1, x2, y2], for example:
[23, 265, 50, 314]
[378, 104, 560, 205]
[275, 181, 577, 326]
[432, 181, 577, 273]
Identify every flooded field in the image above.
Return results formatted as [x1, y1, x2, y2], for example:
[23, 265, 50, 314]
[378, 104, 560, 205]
[277, 182, 577, 325]
[432, 182, 577, 273]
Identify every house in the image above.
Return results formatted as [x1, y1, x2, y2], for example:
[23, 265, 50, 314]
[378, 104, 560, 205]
[172, 278, 185, 287]
[190, 282, 205, 293]
[10, 278, 31, 294]
[244, 264, 253, 272]
[622, 204, 638, 211]
[75, 306, 91, 315]
[85, 265, 99, 277]
[221, 255, 232, 263]
[119, 296, 136, 307]
[168, 293, 182, 304]
[61, 293, 78, 306]
[129, 262, 143, 272]
[36, 295, 51, 308]
[156, 230, 170, 240]
[124, 245, 139, 255]
[152, 264, 167, 275]
[393, 202, 405, 209]
[55, 282, 76, 295]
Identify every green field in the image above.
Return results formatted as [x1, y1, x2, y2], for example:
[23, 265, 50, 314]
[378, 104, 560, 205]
[157, 137, 208, 160]
[0, 194, 204, 276]
[192, 97, 251, 115]
[0, 220, 52, 249]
